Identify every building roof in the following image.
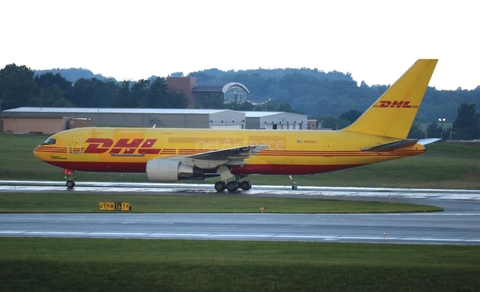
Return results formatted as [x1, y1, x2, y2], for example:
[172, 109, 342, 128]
[244, 111, 283, 117]
[244, 111, 306, 118]
[3, 107, 239, 115]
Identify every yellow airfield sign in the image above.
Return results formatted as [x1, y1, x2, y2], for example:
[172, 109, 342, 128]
[99, 202, 131, 211]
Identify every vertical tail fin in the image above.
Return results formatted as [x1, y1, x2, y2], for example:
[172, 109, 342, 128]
[343, 59, 438, 139]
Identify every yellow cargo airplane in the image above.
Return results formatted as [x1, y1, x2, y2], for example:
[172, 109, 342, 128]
[34, 59, 438, 192]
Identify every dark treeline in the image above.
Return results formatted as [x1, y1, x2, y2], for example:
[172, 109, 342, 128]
[1, 63, 479, 139]
[0, 64, 189, 110]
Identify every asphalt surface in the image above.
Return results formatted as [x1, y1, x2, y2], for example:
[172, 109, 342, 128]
[1, 180, 480, 245]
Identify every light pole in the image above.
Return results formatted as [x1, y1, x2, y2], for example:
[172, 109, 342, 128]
[438, 118, 446, 139]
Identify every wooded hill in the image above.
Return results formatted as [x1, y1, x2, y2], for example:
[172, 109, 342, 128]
[0, 64, 478, 127]
[33, 66, 480, 123]
[189, 67, 480, 123]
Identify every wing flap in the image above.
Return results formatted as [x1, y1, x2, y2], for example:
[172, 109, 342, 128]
[187, 145, 267, 168]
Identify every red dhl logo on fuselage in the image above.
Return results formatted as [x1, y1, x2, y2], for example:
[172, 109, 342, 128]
[84, 138, 161, 154]
[373, 101, 418, 108]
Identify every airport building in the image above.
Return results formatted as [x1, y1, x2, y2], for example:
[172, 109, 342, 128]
[166, 77, 249, 108]
[1, 107, 308, 134]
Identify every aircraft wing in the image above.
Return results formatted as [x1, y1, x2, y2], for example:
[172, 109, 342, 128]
[184, 145, 268, 169]
[361, 139, 419, 152]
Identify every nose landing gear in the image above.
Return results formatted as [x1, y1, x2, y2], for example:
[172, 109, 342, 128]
[63, 168, 75, 189]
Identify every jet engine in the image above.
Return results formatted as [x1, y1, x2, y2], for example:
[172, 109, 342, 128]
[146, 159, 204, 182]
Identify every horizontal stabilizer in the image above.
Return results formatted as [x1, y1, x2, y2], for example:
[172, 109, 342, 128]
[361, 139, 418, 152]
[418, 138, 441, 145]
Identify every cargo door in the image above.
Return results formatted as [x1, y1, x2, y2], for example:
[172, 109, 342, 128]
[71, 137, 82, 154]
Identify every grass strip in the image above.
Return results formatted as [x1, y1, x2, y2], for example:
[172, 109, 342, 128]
[1, 238, 479, 291]
[0, 193, 442, 213]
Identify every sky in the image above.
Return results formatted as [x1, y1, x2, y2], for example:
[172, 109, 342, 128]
[1, 0, 479, 90]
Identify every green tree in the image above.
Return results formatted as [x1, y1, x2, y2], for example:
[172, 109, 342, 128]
[34, 72, 72, 91]
[33, 73, 73, 107]
[195, 92, 224, 109]
[145, 77, 188, 108]
[407, 123, 425, 139]
[339, 109, 362, 124]
[426, 121, 441, 138]
[226, 101, 255, 111]
[251, 100, 278, 112]
[145, 78, 168, 107]
[27, 84, 68, 107]
[0, 64, 36, 109]
[69, 78, 113, 107]
[130, 79, 150, 108]
[167, 91, 189, 108]
[452, 103, 480, 140]
[114, 81, 133, 108]
[276, 103, 295, 113]
[98, 81, 119, 108]
[51, 97, 74, 107]
[316, 115, 349, 130]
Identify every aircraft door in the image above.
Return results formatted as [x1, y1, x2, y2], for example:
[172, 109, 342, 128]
[322, 139, 339, 166]
[71, 137, 82, 154]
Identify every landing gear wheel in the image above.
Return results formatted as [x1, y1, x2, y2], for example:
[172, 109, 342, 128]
[239, 180, 252, 191]
[63, 169, 75, 189]
[66, 180, 75, 189]
[214, 181, 226, 192]
[226, 181, 239, 192]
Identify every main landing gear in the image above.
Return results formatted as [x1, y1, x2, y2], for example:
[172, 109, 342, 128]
[214, 176, 252, 192]
[63, 168, 75, 189]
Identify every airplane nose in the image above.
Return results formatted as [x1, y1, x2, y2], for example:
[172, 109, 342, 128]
[33, 145, 44, 160]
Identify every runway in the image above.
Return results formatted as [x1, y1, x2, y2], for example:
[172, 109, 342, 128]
[1, 180, 480, 245]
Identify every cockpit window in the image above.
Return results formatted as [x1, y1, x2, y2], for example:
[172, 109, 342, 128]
[42, 138, 56, 145]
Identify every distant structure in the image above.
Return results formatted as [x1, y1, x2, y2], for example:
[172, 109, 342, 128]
[244, 111, 308, 130]
[167, 77, 249, 108]
[165, 77, 197, 107]
[307, 119, 318, 130]
[1, 107, 308, 134]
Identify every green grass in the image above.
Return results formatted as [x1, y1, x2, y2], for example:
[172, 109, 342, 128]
[0, 193, 442, 213]
[1, 238, 479, 291]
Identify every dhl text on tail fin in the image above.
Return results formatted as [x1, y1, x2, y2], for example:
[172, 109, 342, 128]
[33, 59, 438, 192]
[343, 59, 437, 139]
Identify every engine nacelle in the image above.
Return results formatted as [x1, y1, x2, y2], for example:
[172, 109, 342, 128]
[146, 159, 204, 182]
